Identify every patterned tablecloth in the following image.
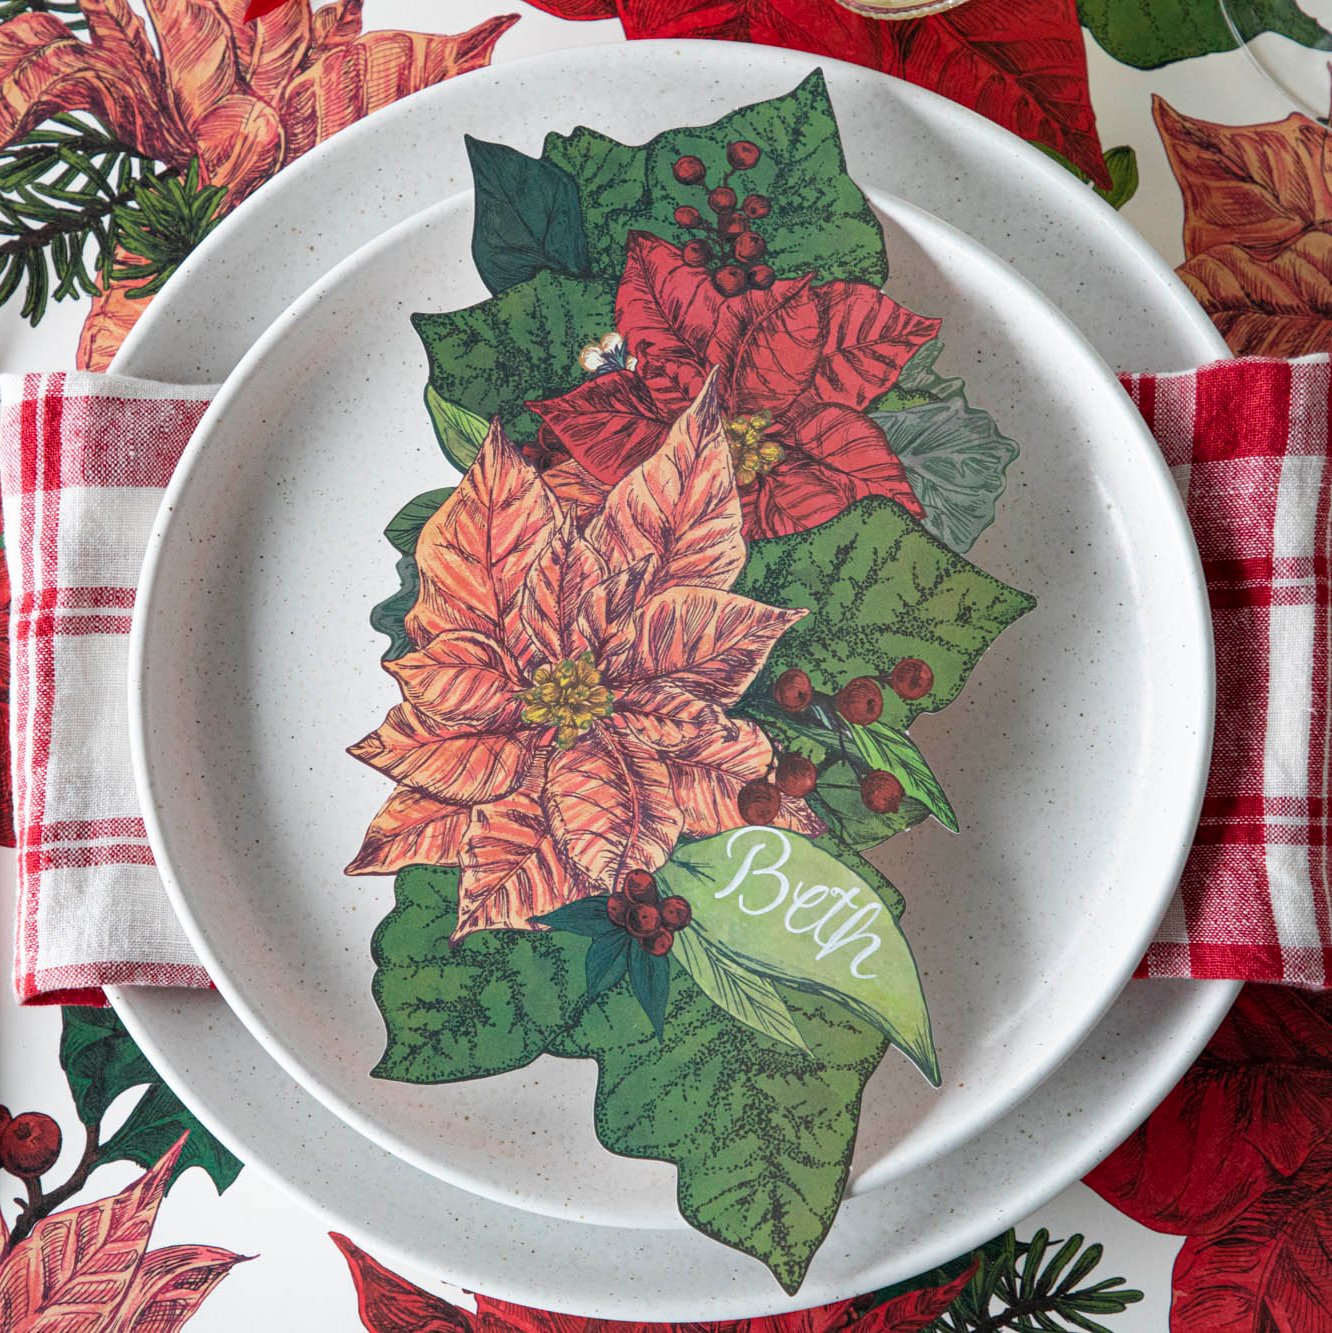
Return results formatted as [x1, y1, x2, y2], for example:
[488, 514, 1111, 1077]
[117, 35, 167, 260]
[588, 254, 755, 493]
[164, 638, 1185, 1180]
[1, 1, 1330, 1329]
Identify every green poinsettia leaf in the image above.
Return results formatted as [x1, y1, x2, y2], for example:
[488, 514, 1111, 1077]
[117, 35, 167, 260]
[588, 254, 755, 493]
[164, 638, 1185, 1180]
[848, 719, 959, 834]
[1078, 0, 1332, 68]
[732, 496, 1035, 730]
[372, 865, 891, 1293]
[532, 895, 617, 939]
[60, 1008, 242, 1193]
[466, 134, 591, 295]
[658, 830, 937, 1085]
[541, 69, 887, 287]
[384, 487, 453, 556]
[672, 926, 811, 1056]
[424, 387, 488, 473]
[369, 553, 418, 663]
[413, 269, 616, 442]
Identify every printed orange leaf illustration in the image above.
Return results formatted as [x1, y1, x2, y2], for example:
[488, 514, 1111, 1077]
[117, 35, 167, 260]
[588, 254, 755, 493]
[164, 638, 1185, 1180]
[348, 378, 820, 937]
[0, 1132, 248, 1332]
[333, 1229, 977, 1333]
[0, 0, 519, 368]
[1154, 95, 1332, 357]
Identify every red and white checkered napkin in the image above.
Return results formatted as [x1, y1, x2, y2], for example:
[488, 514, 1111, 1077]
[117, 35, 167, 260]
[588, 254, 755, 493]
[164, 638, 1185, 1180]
[2, 358, 1330, 1004]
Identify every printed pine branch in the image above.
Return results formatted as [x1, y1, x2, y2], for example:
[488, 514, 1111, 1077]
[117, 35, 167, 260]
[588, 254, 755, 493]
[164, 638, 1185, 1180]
[923, 1229, 1143, 1333]
[0, 0, 85, 29]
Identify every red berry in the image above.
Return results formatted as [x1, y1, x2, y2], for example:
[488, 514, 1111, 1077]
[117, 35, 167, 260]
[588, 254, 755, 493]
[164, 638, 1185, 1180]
[659, 896, 692, 930]
[835, 676, 883, 726]
[0, 1108, 9, 1137]
[627, 902, 662, 938]
[773, 667, 813, 712]
[718, 211, 745, 239]
[622, 869, 659, 905]
[708, 185, 737, 213]
[674, 205, 703, 228]
[673, 155, 706, 185]
[607, 892, 629, 927]
[727, 140, 761, 170]
[742, 193, 771, 219]
[747, 264, 776, 290]
[889, 657, 934, 701]
[1, 1112, 61, 1179]
[860, 769, 905, 815]
[775, 753, 818, 798]
[713, 265, 748, 297]
[682, 239, 712, 267]
[733, 231, 766, 263]
[737, 779, 782, 826]
[644, 928, 675, 957]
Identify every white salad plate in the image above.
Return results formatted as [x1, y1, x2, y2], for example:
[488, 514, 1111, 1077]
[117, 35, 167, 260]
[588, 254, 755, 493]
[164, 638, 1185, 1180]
[111, 43, 1237, 1319]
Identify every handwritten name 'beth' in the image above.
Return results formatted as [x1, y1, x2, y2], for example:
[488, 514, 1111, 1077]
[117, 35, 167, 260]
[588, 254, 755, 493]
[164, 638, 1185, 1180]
[714, 827, 884, 979]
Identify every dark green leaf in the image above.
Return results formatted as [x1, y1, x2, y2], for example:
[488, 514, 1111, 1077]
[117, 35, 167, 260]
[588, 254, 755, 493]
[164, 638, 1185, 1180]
[466, 135, 591, 295]
[97, 1082, 242, 1193]
[732, 497, 1035, 730]
[542, 70, 886, 286]
[384, 487, 452, 556]
[808, 758, 929, 850]
[585, 932, 632, 997]
[627, 944, 670, 1038]
[424, 387, 488, 472]
[848, 719, 958, 833]
[1033, 143, 1140, 210]
[1078, 0, 1332, 68]
[412, 269, 616, 441]
[873, 395, 1020, 556]
[368, 552, 418, 662]
[532, 895, 617, 939]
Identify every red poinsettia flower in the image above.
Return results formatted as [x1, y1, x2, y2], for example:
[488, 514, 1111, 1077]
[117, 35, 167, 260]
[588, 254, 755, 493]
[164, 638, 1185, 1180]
[347, 379, 820, 938]
[1086, 985, 1332, 1331]
[530, 233, 940, 539]
[332, 1230, 977, 1333]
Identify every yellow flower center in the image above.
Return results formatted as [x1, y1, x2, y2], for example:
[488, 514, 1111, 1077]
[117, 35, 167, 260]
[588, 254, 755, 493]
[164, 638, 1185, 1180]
[723, 410, 785, 487]
[519, 651, 615, 749]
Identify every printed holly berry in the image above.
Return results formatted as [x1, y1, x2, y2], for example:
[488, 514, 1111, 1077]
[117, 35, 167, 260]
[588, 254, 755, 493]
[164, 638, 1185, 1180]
[835, 676, 883, 726]
[889, 657, 934, 701]
[737, 779, 782, 825]
[718, 211, 745, 239]
[775, 753, 818, 798]
[673, 155, 706, 185]
[644, 928, 675, 957]
[0, 1107, 9, 1137]
[713, 265, 747, 297]
[682, 239, 712, 267]
[708, 185, 737, 213]
[742, 193, 771, 219]
[622, 868, 660, 904]
[861, 769, 905, 814]
[607, 892, 629, 926]
[747, 264, 775, 290]
[773, 667, 813, 712]
[727, 140, 761, 170]
[626, 901, 662, 938]
[674, 204, 703, 228]
[733, 231, 766, 263]
[659, 896, 693, 930]
[1, 1111, 61, 1178]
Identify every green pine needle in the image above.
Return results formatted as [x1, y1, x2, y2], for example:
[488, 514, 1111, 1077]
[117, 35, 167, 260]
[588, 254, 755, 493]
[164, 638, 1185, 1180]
[0, 0, 85, 29]
[111, 159, 227, 299]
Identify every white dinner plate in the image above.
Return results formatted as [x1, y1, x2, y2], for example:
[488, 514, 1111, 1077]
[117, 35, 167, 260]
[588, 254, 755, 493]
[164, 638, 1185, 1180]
[112, 43, 1237, 1319]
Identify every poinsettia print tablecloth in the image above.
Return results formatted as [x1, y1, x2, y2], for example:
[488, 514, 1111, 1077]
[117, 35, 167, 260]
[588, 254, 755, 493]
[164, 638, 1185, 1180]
[2, 0, 1332, 1329]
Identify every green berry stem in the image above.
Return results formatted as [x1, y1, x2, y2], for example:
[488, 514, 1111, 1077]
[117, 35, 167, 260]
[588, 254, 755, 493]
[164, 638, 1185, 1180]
[2, 1121, 99, 1255]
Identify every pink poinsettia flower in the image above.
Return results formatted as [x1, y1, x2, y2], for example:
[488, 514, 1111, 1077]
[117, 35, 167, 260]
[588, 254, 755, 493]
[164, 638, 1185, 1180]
[530, 232, 941, 539]
[347, 377, 821, 938]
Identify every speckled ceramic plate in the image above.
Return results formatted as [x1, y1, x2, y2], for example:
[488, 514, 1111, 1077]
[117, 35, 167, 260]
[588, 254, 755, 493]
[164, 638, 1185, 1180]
[113, 43, 1235, 1318]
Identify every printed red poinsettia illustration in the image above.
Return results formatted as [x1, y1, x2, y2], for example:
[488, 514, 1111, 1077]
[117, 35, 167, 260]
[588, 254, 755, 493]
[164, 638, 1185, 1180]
[347, 378, 820, 936]
[332, 1230, 977, 1333]
[1153, 95, 1332, 357]
[1086, 985, 1332, 1331]
[531, 233, 939, 539]
[524, 0, 1109, 187]
[0, 0, 518, 368]
[0, 1133, 248, 1331]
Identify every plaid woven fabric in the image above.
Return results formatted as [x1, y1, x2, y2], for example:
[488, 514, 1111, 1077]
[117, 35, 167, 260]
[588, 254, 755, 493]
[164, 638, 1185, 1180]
[2, 359, 1329, 1002]
[1124, 355, 1332, 986]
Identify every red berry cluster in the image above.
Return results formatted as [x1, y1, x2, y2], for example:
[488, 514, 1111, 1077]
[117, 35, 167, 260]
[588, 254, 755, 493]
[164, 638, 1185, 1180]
[736, 659, 936, 822]
[0, 1105, 61, 1179]
[607, 868, 692, 956]
[672, 141, 773, 297]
